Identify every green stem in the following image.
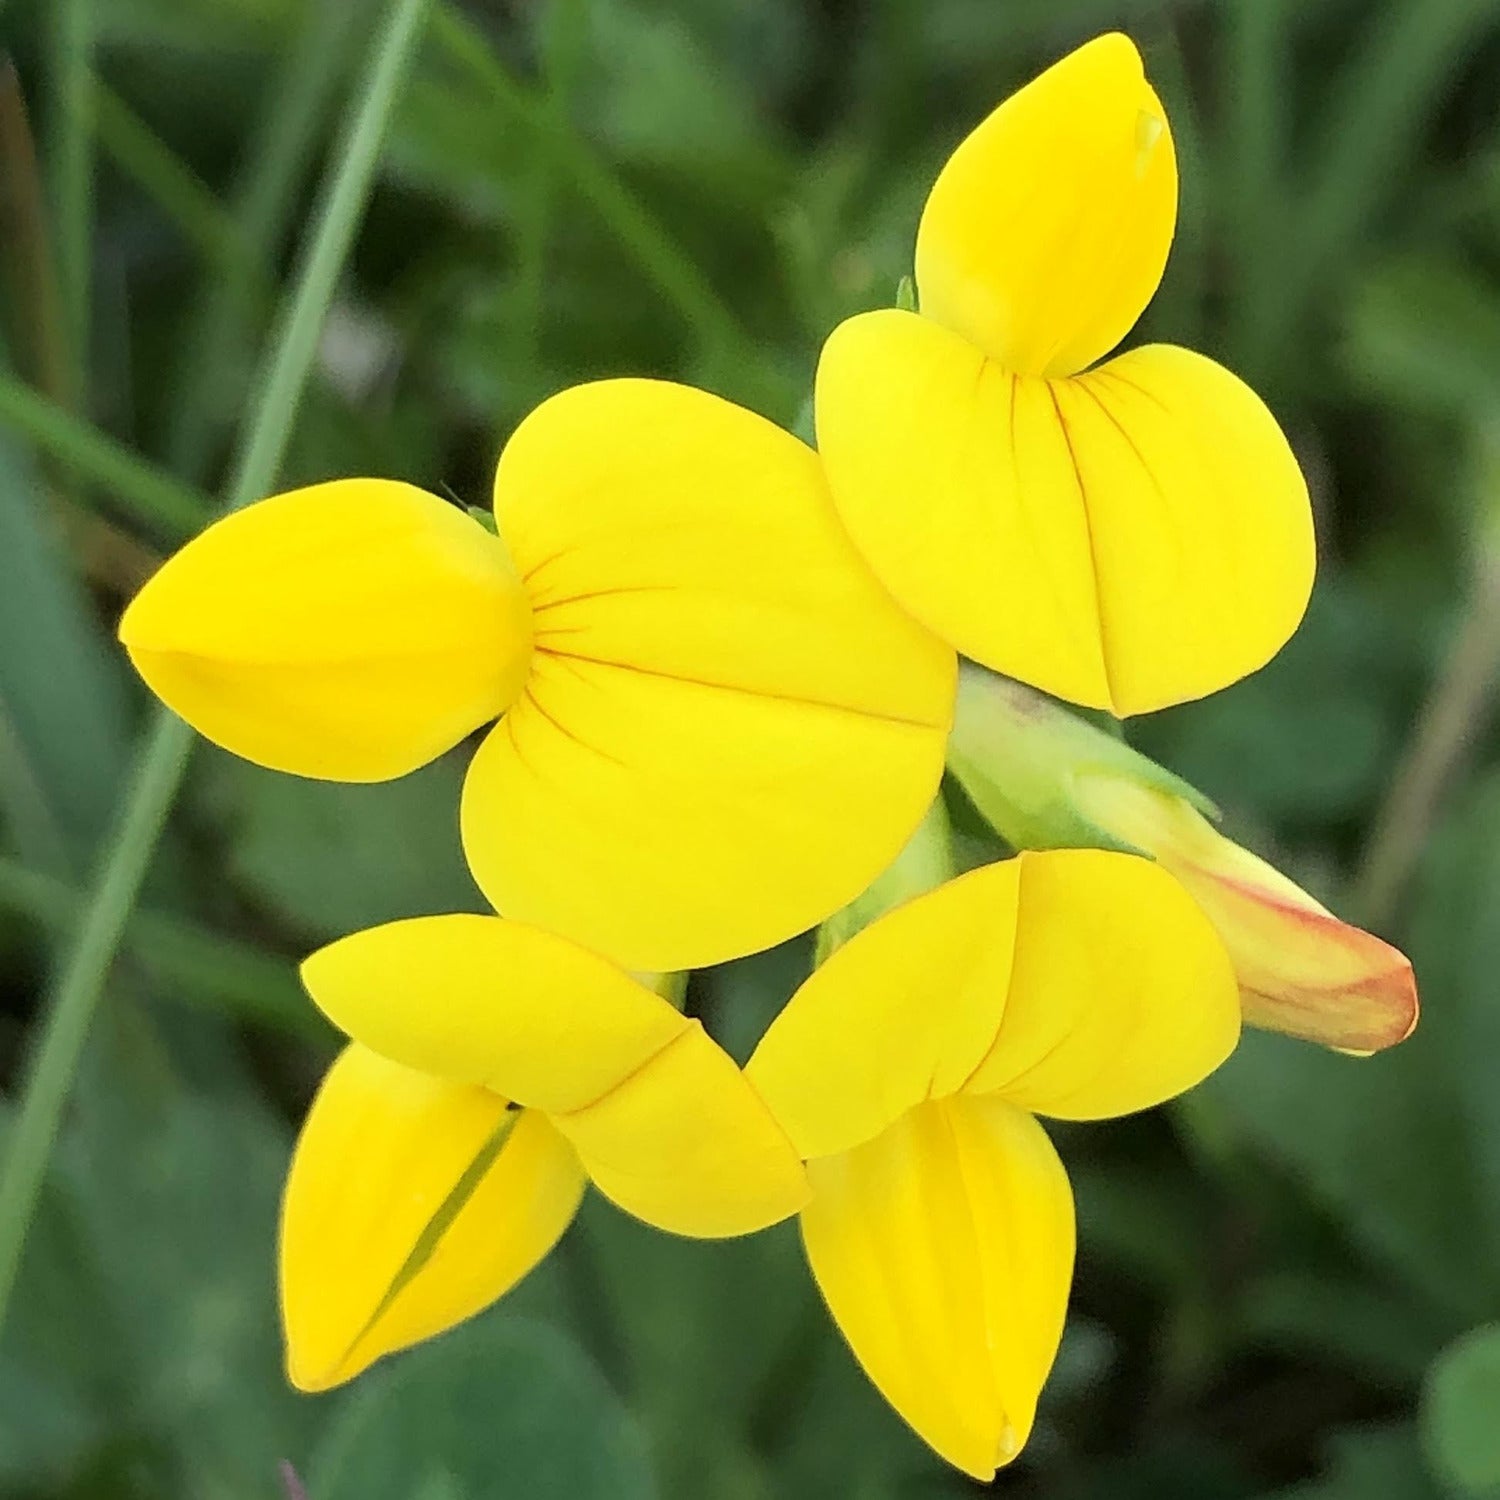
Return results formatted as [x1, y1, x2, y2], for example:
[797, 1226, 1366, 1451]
[0, 0, 434, 1333]
[0, 855, 330, 1042]
[0, 374, 208, 539]
[167, 0, 371, 481]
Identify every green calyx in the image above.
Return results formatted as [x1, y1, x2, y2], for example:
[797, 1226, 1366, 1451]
[945, 663, 1218, 856]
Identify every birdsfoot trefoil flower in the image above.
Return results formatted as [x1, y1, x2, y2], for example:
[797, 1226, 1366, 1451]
[119, 379, 956, 972]
[814, 33, 1315, 715]
[280, 913, 808, 1391]
[746, 848, 1240, 1478]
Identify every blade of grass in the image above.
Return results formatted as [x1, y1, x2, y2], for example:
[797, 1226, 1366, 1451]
[1221, 0, 1290, 377]
[511, 0, 588, 380]
[167, 0, 374, 482]
[0, 374, 207, 539]
[431, 2, 746, 370]
[0, 856, 331, 1043]
[1257, 0, 1500, 373]
[48, 0, 93, 402]
[0, 0, 434, 1334]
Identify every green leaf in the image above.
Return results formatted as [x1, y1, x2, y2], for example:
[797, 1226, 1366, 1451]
[1266, 1423, 1444, 1500]
[0, 433, 129, 874]
[574, 1199, 810, 1498]
[1422, 1324, 1500, 1495]
[308, 1315, 658, 1500]
[1197, 1026, 1491, 1322]
[56, 1075, 317, 1495]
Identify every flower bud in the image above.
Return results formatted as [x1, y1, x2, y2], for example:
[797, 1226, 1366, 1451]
[948, 666, 1417, 1052]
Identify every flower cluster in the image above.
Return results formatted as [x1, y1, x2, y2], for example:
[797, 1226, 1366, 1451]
[119, 34, 1416, 1481]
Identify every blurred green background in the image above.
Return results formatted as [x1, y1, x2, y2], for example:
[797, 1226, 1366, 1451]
[0, 0, 1498, 1495]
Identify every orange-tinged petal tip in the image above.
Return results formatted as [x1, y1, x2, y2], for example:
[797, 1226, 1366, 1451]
[1071, 772, 1420, 1052]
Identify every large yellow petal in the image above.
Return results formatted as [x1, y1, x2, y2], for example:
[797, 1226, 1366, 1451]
[746, 861, 1023, 1161]
[962, 849, 1240, 1115]
[279, 1045, 584, 1392]
[552, 1021, 810, 1238]
[815, 315, 1313, 714]
[801, 1096, 1074, 1480]
[915, 32, 1176, 377]
[119, 480, 532, 780]
[1061, 345, 1315, 714]
[464, 377, 956, 972]
[300, 914, 681, 1112]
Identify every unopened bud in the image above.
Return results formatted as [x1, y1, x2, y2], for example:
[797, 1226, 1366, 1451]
[948, 665, 1418, 1053]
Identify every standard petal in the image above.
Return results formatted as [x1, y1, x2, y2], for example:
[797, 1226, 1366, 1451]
[962, 849, 1240, 1115]
[466, 377, 956, 972]
[119, 480, 532, 780]
[801, 1096, 1074, 1480]
[300, 914, 682, 1112]
[817, 310, 1112, 707]
[816, 317, 1313, 715]
[1060, 344, 1315, 715]
[552, 1021, 810, 1238]
[746, 861, 1024, 1161]
[915, 32, 1176, 376]
[279, 1045, 584, 1391]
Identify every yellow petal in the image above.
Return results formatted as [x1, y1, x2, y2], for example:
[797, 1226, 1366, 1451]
[300, 916, 808, 1236]
[749, 850, 1237, 1152]
[279, 1044, 584, 1392]
[801, 1096, 1074, 1480]
[300, 914, 682, 1112]
[552, 1020, 810, 1238]
[915, 32, 1176, 377]
[746, 860, 1024, 1160]
[119, 480, 532, 781]
[1060, 345, 1315, 714]
[464, 377, 956, 972]
[1072, 772, 1419, 1052]
[815, 315, 1313, 715]
[962, 849, 1240, 1115]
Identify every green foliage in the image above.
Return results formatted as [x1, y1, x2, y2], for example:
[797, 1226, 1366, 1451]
[0, 0, 1499, 1495]
[309, 1315, 657, 1500]
[1422, 1324, 1500, 1495]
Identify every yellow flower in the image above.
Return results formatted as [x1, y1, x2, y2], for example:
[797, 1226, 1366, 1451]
[814, 33, 1315, 716]
[280, 912, 809, 1392]
[746, 848, 1240, 1479]
[119, 379, 957, 972]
